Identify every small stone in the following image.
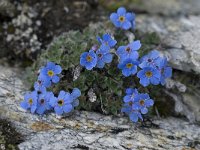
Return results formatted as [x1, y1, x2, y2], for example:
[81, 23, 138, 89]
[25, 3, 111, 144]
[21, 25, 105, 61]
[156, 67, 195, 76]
[36, 20, 42, 26]
[88, 88, 96, 102]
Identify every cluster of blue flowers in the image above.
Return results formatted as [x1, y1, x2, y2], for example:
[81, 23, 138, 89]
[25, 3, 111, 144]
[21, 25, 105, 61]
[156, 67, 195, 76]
[80, 33, 117, 69]
[20, 62, 81, 115]
[21, 7, 172, 123]
[121, 88, 154, 122]
[118, 49, 172, 87]
[80, 7, 172, 122]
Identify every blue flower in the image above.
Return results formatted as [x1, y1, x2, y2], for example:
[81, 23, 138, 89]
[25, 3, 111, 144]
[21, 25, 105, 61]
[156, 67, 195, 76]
[129, 12, 136, 30]
[132, 93, 154, 114]
[71, 88, 81, 107]
[96, 45, 113, 68]
[117, 40, 141, 62]
[71, 88, 81, 100]
[97, 33, 117, 49]
[118, 58, 138, 77]
[34, 75, 51, 93]
[36, 92, 53, 115]
[137, 67, 161, 87]
[110, 7, 135, 30]
[129, 110, 143, 122]
[20, 91, 38, 113]
[40, 62, 62, 83]
[80, 50, 97, 70]
[121, 104, 143, 122]
[159, 58, 172, 85]
[139, 50, 162, 68]
[49, 91, 73, 115]
[123, 88, 138, 103]
[121, 103, 132, 114]
[121, 88, 143, 123]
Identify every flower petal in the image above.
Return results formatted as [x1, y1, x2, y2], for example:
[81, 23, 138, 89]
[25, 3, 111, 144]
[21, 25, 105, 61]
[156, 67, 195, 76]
[123, 95, 131, 103]
[131, 40, 141, 50]
[58, 91, 66, 99]
[141, 107, 148, 114]
[116, 46, 126, 55]
[102, 33, 110, 41]
[132, 103, 139, 110]
[54, 65, 62, 74]
[52, 76, 60, 83]
[20, 101, 29, 110]
[64, 92, 73, 103]
[117, 7, 126, 15]
[122, 21, 131, 30]
[47, 62, 56, 70]
[125, 12, 135, 21]
[49, 96, 57, 107]
[164, 67, 172, 78]
[54, 106, 63, 115]
[129, 112, 139, 122]
[110, 13, 120, 27]
[122, 68, 131, 77]
[96, 60, 105, 68]
[103, 53, 113, 63]
[150, 77, 160, 85]
[126, 88, 134, 95]
[31, 105, 37, 113]
[145, 99, 154, 107]
[63, 104, 73, 113]
[36, 106, 46, 115]
[71, 88, 81, 99]
[108, 39, 117, 47]
[140, 77, 150, 87]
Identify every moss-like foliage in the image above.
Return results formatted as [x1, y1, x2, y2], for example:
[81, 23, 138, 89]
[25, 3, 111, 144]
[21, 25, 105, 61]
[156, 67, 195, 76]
[25, 22, 165, 115]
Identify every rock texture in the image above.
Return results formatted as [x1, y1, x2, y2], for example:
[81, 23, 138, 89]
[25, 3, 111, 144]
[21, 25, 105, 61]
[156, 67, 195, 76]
[0, 66, 200, 149]
[132, 0, 200, 16]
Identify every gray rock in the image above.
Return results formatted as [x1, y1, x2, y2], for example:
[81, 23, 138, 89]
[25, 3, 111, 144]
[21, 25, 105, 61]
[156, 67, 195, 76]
[0, 66, 200, 149]
[131, 0, 200, 16]
[0, 0, 15, 17]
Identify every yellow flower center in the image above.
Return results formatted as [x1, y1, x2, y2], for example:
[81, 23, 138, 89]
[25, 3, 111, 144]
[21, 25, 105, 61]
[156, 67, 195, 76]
[145, 71, 153, 77]
[47, 70, 54, 77]
[139, 100, 145, 106]
[126, 63, 133, 69]
[86, 55, 92, 62]
[57, 99, 64, 106]
[28, 98, 33, 104]
[119, 16, 125, 22]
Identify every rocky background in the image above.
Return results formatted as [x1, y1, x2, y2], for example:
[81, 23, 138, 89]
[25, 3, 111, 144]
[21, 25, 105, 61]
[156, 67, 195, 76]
[0, 0, 200, 149]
